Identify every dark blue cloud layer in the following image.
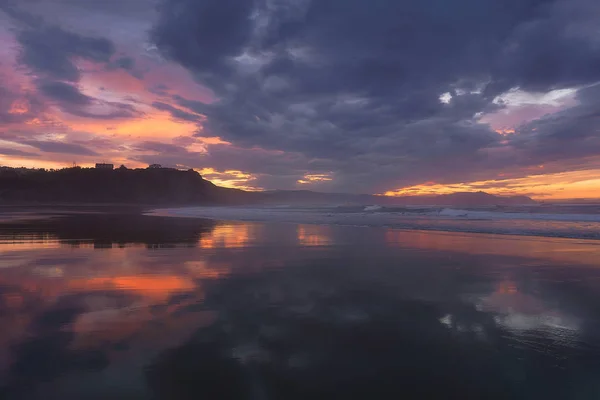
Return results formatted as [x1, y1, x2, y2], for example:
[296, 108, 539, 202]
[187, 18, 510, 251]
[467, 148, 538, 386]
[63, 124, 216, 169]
[2, 0, 600, 191]
[151, 0, 600, 191]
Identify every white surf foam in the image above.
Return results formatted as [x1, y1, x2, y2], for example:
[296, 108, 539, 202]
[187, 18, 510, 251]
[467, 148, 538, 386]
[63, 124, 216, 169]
[150, 206, 600, 240]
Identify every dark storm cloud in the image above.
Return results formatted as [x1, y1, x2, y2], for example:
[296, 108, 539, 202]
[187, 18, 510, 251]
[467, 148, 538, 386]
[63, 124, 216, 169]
[0, 147, 40, 157]
[22, 140, 100, 156]
[509, 83, 600, 163]
[152, 0, 600, 191]
[68, 102, 141, 120]
[148, 83, 170, 97]
[37, 80, 93, 105]
[172, 95, 209, 115]
[33, 0, 158, 18]
[152, 0, 257, 83]
[0, 85, 45, 124]
[488, 0, 600, 93]
[106, 56, 137, 74]
[2, 2, 116, 82]
[134, 140, 187, 154]
[0, 0, 44, 27]
[16, 26, 115, 82]
[35, 79, 141, 120]
[130, 140, 313, 187]
[152, 102, 202, 122]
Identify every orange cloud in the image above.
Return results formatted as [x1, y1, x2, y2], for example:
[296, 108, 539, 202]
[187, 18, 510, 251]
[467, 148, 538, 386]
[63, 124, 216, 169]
[495, 128, 515, 135]
[80, 68, 146, 98]
[8, 99, 29, 115]
[67, 111, 198, 140]
[198, 168, 260, 191]
[384, 169, 600, 200]
[297, 173, 332, 185]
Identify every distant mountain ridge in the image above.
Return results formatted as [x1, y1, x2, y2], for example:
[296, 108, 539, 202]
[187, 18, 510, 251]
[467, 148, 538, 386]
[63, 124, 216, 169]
[0, 167, 536, 206]
[258, 189, 536, 206]
[425, 191, 536, 206]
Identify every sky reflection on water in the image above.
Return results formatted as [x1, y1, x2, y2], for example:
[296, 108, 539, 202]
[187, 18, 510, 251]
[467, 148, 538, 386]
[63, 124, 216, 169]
[1, 213, 600, 399]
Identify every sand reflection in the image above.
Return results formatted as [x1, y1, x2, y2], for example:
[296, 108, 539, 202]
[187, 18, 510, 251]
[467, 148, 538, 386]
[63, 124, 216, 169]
[297, 224, 333, 246]
[0, 243, 230, 372]
[385, 229, 600, 266]
[199, 223, 261, 248]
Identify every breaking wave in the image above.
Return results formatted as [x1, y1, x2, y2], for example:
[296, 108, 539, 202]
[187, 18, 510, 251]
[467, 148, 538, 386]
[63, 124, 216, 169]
[150, 204, 600, 240]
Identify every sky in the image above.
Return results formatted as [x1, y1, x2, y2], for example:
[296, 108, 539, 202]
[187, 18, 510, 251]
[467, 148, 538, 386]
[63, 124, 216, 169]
[1, 0, 600, 199]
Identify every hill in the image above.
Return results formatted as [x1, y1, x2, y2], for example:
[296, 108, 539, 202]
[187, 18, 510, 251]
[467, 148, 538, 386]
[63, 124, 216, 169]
[0, 167, 251, 205]
[0, 167, 536, 206]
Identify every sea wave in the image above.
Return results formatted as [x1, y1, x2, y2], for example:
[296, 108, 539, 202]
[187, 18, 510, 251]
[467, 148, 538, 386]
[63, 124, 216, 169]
[435, 208, 600, 222]
[150, 205, 600, 240]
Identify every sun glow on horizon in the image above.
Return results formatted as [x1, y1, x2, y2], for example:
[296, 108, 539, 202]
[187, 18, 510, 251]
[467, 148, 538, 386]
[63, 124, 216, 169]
[198, 168, 261, 191]
[297, 173, 333, 185]
[384, 169, 600, 200]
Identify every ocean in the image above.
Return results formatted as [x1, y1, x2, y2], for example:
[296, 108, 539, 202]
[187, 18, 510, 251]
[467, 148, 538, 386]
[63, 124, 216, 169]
[1, 206, 600, 399]
[154, 203, 600, 239]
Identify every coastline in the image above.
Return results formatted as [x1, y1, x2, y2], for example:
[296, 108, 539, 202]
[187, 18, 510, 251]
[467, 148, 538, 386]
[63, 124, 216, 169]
[1, 205, 599, 268]
[148, 206, 600, 241]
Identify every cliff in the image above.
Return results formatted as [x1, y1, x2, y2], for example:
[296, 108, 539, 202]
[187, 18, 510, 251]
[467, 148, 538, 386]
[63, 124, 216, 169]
[0, 167, 536, 206]
[0, 167, 250, 205]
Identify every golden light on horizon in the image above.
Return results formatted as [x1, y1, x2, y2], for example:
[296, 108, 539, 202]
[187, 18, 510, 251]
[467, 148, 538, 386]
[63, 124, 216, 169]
[297, 173, 333, 185]
[198, 167, 260, 190]
[0, 155, 72, 170]
[384, 169, 600, 200]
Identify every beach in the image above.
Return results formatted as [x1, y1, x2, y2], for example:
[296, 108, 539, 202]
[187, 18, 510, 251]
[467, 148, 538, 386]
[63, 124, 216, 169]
[1, 207, 600, 399]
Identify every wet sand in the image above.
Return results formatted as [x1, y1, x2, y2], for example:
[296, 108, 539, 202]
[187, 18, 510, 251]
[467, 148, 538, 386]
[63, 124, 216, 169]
[1, 209, 600, 399]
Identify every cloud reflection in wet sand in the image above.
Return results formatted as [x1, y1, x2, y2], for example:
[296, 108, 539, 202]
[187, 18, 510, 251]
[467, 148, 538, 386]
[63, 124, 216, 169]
[1, 215, 600, 398]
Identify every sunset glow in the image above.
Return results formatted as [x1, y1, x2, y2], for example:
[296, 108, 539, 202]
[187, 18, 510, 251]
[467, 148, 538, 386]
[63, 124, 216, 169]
[297, 174, 333, 185]
[0, 0, 599, 198]
[198, 168, 260, 191]
[384, 169, 600, 200]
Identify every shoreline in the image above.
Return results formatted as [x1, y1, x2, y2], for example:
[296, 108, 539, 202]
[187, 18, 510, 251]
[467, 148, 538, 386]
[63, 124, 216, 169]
[148, 207, 600, 243]
[2, 206, 599, 267]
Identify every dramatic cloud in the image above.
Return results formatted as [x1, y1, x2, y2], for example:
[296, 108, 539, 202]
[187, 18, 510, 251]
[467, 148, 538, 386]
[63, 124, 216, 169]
[0, 147, 40, 157]
[134, 140, 190, 154]
[22, 140, 100, 156]
[37, 80, 94, 105]
[34, 79, 142, 120]
[1, 0, 600, 195]
[109, 56, 135, 71]
[152, 102, 202, 122]
[151, 0, 600, 192]
[509, 84, 600, 162]
[0, 85, 45, 124]
[16, 25, 115, 82]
